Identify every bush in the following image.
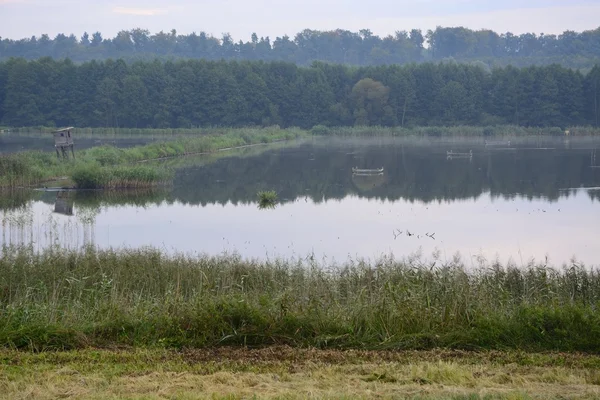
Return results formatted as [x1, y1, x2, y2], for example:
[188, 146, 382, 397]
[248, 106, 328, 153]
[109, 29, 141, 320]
[311, 125, 331, 135]
[71, 165, 107, 189]
[84, 145, 124, 166]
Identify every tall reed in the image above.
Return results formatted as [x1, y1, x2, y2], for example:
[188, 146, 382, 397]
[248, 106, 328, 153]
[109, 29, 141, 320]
[323, 125, 582, 137]
[1, 246, 599, 351]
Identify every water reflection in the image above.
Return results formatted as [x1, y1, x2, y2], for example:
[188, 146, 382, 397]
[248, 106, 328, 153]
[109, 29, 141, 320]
[170, 137, 600, 205]
[54, 191, 74, 216]
[1, 137, 599, 265]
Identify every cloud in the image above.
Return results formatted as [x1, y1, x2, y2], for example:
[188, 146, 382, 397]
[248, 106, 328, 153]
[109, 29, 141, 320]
[0, 0, 26, 4]
[112, 6, 167, 16]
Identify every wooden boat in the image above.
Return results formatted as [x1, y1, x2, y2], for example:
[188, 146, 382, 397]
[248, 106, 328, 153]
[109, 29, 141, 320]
[485, 140, 511, 146]
[446, 150, 473, 160]
[352, 167, 384, 174]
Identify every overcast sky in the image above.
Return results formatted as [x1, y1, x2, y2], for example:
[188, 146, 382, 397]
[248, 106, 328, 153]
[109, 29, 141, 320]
[1, 0, 599, 41]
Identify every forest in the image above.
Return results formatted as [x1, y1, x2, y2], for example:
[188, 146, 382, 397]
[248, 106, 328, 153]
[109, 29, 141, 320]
[1, 57, 599, 129]
[1, 26, 600, 70]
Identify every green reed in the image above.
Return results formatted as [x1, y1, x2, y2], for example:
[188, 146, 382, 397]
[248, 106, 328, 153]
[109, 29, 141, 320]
[1, 246, 599, 352]
[70, 165, 172, 189]
[322, 125, 600, 137]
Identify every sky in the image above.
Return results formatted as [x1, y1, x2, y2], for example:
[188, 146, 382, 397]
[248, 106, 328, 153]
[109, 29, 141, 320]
[1, 0, 599, 41]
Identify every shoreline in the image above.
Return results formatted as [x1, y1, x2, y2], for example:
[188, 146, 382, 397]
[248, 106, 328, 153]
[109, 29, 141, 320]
[0, 246, 599, 353]
[5, 124, 600, 138]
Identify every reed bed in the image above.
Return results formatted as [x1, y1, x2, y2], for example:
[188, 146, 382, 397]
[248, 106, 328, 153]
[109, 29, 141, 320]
[1, 246, 599, 352]
[257, 190, 278, 209]
[70, 165, 172, 189]
[320, 125, 600, 137]
[5, 126, 306, 138]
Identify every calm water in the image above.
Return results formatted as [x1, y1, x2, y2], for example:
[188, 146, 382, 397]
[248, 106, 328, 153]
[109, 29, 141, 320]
[2, 136, 599, 266]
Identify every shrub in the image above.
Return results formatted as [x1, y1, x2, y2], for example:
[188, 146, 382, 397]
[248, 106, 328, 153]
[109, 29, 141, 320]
[71, 165, 107, 189]
[311, 125, 331, 135]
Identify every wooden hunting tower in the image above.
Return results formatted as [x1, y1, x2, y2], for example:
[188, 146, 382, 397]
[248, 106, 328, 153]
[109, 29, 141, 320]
[53, 127, 75, 159]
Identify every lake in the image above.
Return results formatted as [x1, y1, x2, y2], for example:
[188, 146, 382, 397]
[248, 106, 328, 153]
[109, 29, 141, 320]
[1, 136, 599, 266]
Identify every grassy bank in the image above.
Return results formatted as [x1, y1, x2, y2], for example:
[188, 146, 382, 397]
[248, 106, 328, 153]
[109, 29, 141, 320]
[0, 127, 306, 189]
[2, 347, 600, 399]
[1, 246, 599, 352]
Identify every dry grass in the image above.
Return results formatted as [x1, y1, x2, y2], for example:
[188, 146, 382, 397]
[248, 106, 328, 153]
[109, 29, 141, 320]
[1, 347, 600, 399]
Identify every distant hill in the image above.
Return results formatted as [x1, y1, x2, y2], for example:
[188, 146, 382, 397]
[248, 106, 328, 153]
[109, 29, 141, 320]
[1, 26, 600, 70]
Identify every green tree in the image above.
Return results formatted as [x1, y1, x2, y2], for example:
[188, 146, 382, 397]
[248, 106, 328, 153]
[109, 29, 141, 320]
[585, 65, 600, 126]
[121, 75, 150, 127]
[95, 77, 121, 127]
[350, 78, 392, 126]
[2, 58, 44, 125]
[435, 81, 469, 124]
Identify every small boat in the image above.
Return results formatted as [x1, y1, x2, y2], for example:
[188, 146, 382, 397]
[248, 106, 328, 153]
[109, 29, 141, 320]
[352, 167, 384, 174]
[446, 150, 473, 160]
[485, 140, 511, 146]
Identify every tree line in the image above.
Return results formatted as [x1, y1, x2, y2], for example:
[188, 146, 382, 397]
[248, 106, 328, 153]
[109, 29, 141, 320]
[1, 57, 599, 129]
[1, 26, 600, 69]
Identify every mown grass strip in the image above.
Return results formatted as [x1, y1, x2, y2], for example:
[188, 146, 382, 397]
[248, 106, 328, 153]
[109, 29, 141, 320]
[1, 347, 600, 399]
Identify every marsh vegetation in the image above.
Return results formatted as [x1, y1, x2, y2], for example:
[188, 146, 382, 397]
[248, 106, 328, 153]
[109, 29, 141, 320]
[257, 190, 278, 209]
[1, 245, 599, 353]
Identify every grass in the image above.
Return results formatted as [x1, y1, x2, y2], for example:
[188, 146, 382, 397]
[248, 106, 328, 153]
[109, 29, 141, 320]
[1, 246, 600, 353]
[0, 127, 307, 189]
[1, 347, 600, 399]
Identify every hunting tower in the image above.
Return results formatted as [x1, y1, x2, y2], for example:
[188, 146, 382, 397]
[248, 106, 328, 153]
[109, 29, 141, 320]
[53, 127, 75, 159]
